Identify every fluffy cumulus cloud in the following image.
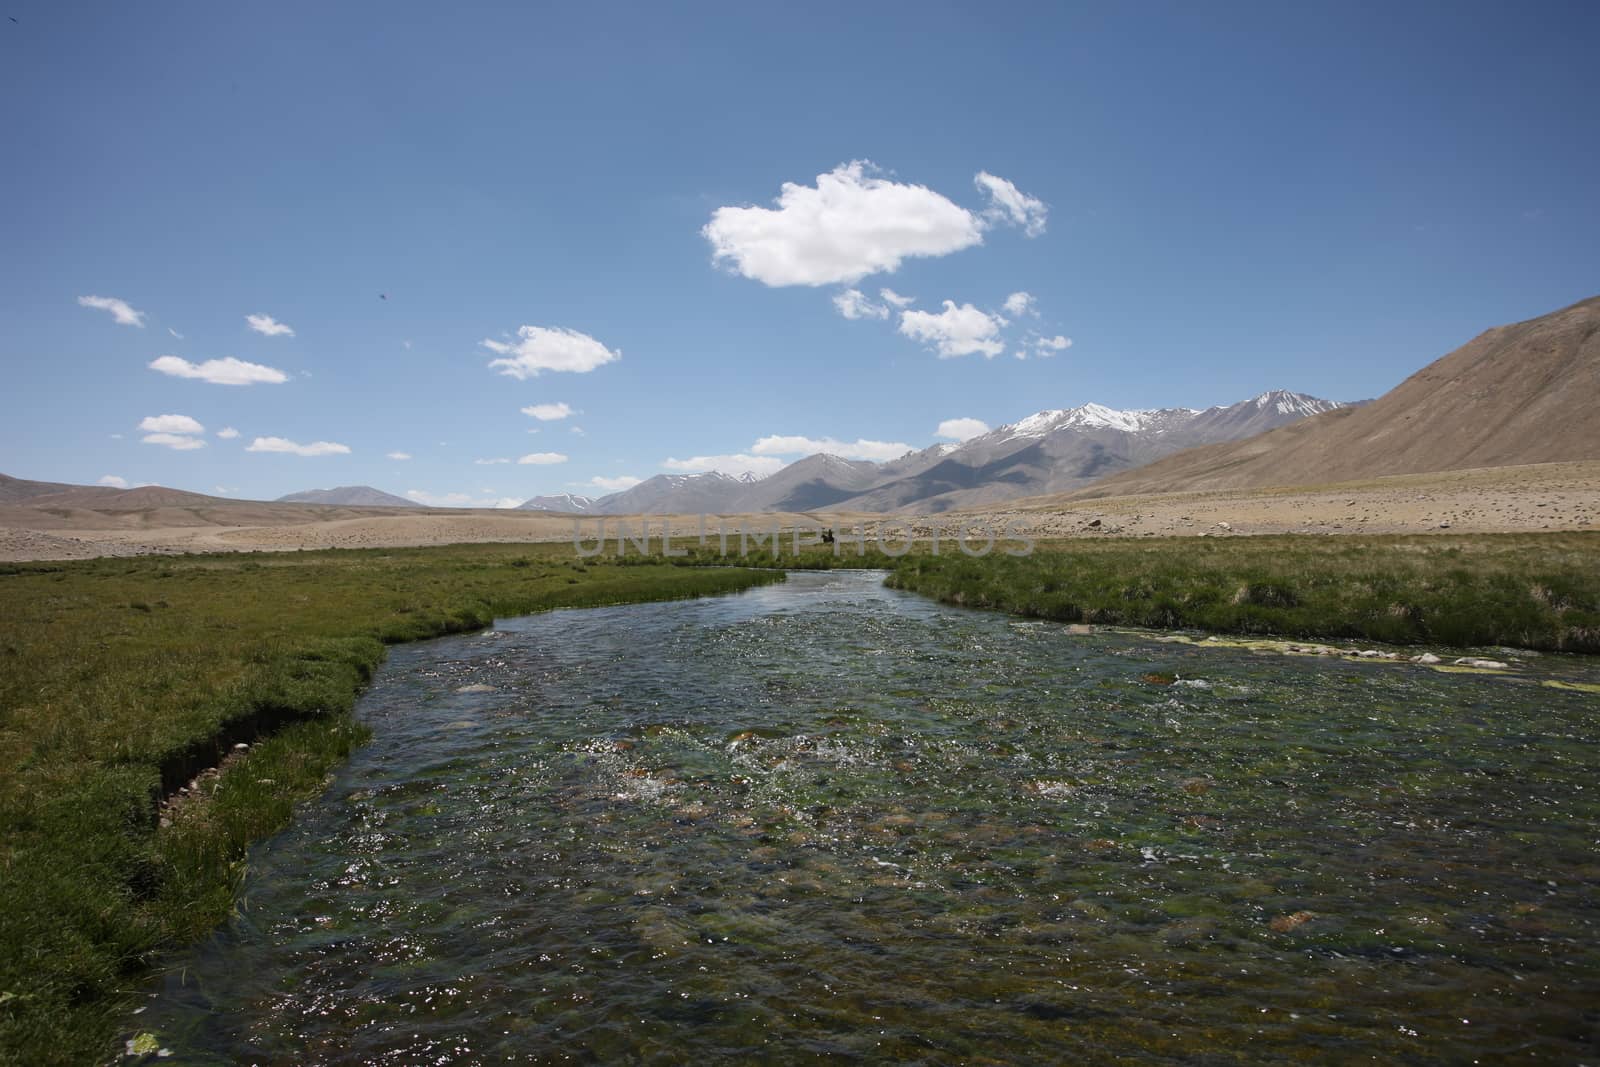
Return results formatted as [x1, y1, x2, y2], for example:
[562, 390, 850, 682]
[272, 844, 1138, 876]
[246, 436, 350, 457]
[517, 452, 568, 465]
[936, 417, 991, 441]
[898, 301, 1006, 359]
[484, 326, 620, 379]
[149, 355, 288, 386]
[245, 313, 295, 337]
[703, 161, 985, 287]
[832, 288, 889, 321]
[975, 172, 1049, 237]
[751, 435, 913, 462]
[97, 475, 129, 488]
[405, 489, 521, 509]
[589, 474, 643, 492]
[386, 451, 413, 460]
[78, 294, 146, 327]
[663, 453, 785, 478]
[216, 426, 240, 439]
[139, 414, 205, 435]
[521, 402, 574, 421]
[1003, 291, 1036, 317]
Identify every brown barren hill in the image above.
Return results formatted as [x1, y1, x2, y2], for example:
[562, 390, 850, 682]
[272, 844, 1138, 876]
[1073, 294, 1600, 497]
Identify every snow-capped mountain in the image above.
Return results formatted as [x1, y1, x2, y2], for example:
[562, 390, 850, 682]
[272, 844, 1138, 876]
[569, 390, 1352, 515]
[515, 492, 597, 513]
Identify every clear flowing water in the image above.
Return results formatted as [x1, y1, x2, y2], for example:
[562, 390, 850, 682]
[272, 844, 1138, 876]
[138, 571, 1599, 1064]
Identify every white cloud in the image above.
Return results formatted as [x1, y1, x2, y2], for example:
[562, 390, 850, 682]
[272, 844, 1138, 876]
[975, 172, 1048, 237]
[521, 401, 574, 421]
[142, 432, 206, 451]
[832, 288, 889, 321]
[475, 457, 511, 465]
[703, 161, 985, 287]
[216, 426, 240, 439]
[936, 417, 991, 441]
[589, 474, 643, 492]
[246, 436, 351, 457]
[517, 452, 569, 465]
[167, 327, 184, 340]
[386, 451, 412, 460]
[245, 313, 295, 337]
[880, 287, 915, 308]
[1031, 333, 1073, 357]
[149, 355, 288, 386]
[405, 489, 521, 509]
[139, 414, 205, 435]
[484, 326, 620, 378]
[898, 301, 1006, 359]
[569, 426, 585, 436]
[751, 435, 913, 462]
[97, 475, 128, 488]
[78, 294, 146, 327]
[1003, 291, 1037, 317]
[663, 453, 785, 478]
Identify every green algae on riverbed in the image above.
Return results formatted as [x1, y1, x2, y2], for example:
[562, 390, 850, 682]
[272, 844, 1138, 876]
[133, 571, 1600, 1063]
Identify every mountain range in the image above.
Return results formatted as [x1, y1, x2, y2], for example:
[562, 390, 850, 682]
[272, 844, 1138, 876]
[276, 486, 416, 507]
[533, 390, 1351, 515]
[1069, 294, 1600, 499]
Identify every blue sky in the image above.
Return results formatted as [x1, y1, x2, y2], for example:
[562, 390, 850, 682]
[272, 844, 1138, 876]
[2, 1, 1597, 504]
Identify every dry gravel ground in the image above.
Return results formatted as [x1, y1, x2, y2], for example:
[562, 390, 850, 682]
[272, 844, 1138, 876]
[0, 462, 1596, 562]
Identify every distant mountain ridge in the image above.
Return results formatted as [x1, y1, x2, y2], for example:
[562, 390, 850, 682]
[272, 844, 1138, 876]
[539, 390, 1351, 515]
[1069, 295, 1600, 498]
[516, 493, 597, 513]
[276, 486, 417, 507]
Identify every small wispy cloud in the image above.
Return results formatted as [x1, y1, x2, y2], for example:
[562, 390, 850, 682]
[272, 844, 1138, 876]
[832, 288, 889, 321]
[386, 451, 412, 460]
[97, 475, 129, 488]
[589, 474, 642, 491]
[975, 172, 1049, 237]
[485, 327, 620, 378]
[663, 453, 784, 477]
[78, 295, 146, 327]
[139, 414, 204, 435]
[517, 452, 569, 465]
[149, 355, 288, 386]
[751, 435, 913, 461]
[216, 427, 240, 439]
[898, 301, 1006, 359]
[246, 436, 350, 457]
[142, 432, 206, 451]
[245, 313, 295, 337]
[1003, 291, 1036, 317]
[167, 327, 184, 340]
[521, 402, 574, 421]
[474, 457, 511, 465]
[936, 417, 990, 441]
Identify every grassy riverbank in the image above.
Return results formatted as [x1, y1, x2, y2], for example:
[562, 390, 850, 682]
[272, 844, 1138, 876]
[0, 545, 783, 1064]
[881, 532, 1600, 652]
[648, 531, 1600, 652]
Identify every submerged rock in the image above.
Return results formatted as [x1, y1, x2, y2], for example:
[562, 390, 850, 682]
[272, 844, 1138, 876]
[1454, 657, 1509, 670]
[455, 683, 497, 693]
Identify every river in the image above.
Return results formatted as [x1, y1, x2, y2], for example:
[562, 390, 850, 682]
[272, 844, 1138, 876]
[135, 570, 1600, 1063]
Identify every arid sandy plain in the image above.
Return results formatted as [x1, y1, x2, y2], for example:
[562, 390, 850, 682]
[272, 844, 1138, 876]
[1, 462, 1595, 562]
